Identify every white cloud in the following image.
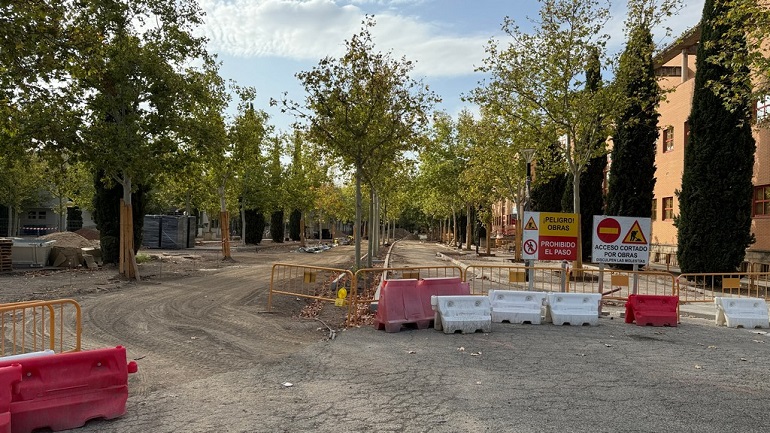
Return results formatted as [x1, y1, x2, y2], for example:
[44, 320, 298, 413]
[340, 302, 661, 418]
[199, 0, 490, 77]
[604, 0, 705, 56]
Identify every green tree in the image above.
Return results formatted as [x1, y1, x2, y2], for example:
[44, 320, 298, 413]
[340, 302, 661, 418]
[66, 0, 220, 277]
[607, 0, 675, 222]
[676, 0, 756, 273]
[0, 154, 45, 236]
[282, 16, 437, 269]
[704, 0, 770, 124]
[472, 0, 616, 268]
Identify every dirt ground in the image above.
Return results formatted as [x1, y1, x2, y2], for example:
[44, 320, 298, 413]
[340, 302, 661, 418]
[0, 241, 360, 394]
[3, 241, 770, 432]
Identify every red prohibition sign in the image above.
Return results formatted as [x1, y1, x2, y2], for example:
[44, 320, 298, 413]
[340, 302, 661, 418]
[523, 239, 537, 255]
[596, 218, 621, 243]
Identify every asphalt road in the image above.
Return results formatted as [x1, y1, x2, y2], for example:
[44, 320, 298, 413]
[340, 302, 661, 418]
[67, 240, 770, 432]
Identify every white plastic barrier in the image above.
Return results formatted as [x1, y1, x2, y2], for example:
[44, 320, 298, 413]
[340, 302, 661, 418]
[546, 293, 601, 326]
[714, 297, 770, 329]
[0, 349, 55, 361]
[432, 295, 491, 334]
[489, 290, 547, 324]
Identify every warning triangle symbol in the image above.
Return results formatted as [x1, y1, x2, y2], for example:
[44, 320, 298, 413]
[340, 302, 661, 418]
[524, 217, 538, 230]
[622, 221, 647, 244]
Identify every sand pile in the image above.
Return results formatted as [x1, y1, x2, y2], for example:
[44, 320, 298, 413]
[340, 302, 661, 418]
[39, 231, 96, 249]
[74, 228, 100, 241]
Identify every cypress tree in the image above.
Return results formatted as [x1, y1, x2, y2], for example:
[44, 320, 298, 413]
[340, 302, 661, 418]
[244, 209, 265, 245]
[607, 20, 659, 219]
[270, 210, 284, 243]
[289, 209, 301, 241]
[676, 0, 755, 273]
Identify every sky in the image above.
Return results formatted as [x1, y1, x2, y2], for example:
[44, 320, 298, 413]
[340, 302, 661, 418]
[197, 0, 706, 133]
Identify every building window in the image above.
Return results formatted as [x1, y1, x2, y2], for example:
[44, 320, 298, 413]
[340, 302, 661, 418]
[651, 199, 657, 221]
[757, 96, 770, 122]
[754, 185, 770, 217]
[663, 197, 674, 220]
[663, 126, 674, 153]
[655, 66, 682, 77]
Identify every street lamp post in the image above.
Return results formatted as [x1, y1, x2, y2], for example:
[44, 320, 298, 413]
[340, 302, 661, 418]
[521, 148, 535, 288]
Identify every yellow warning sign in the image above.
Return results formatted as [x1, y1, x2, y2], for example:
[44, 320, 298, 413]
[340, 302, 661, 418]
[622, 220, 648, 244]
[524, 217, 538, 230]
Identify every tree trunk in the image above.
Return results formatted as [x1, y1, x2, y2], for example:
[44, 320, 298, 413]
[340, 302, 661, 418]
[119, 174, 139, 280]
[354, 169, 362, 270]
[572, 170, 582, 270]
[485, 215, 492, 255]
[218, 185, 232, 260]
[367, 189, 374, 268]
[465, 203, 472, 250]
[452, 208, 458, 246]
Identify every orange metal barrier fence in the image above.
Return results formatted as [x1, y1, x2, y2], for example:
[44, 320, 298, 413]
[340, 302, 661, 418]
[350, 266, 463, 325]
[567, 268, 677, 300]
[268, 263, 355, 320]
[677, 272, 770, 303]
[465, 265, 569, 294]
[0, 299, 82, 357]
[464, 265, 676, 302]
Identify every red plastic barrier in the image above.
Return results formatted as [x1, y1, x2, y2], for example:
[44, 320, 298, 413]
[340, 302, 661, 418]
[374, 279, 425, 332]
[625, 294, 679, 327]
[0, 346, 138, 433]
[0, 365, 21, 433]
[374, 277, 470, 333]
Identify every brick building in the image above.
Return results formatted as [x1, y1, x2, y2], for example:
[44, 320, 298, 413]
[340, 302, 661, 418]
[652, 25, 770, 266]
[489, 25, 770, 267]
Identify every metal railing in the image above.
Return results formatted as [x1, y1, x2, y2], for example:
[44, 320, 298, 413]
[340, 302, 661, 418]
[677, 272, 770, 303]
[0, 299, 82, 357]
[267, 263, 355, 320]
[567, 268, 677, 300]
[464, 264, 569, 294]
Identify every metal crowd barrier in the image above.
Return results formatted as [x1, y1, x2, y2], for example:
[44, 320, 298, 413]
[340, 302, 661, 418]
[267, 263, 355, 320]
[567, 268, 677, 300]
[464, 265, 569, 294]
[350, 266, 463, 325]
[677, 272, 770, 303]
[0, 299, 82, 357]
